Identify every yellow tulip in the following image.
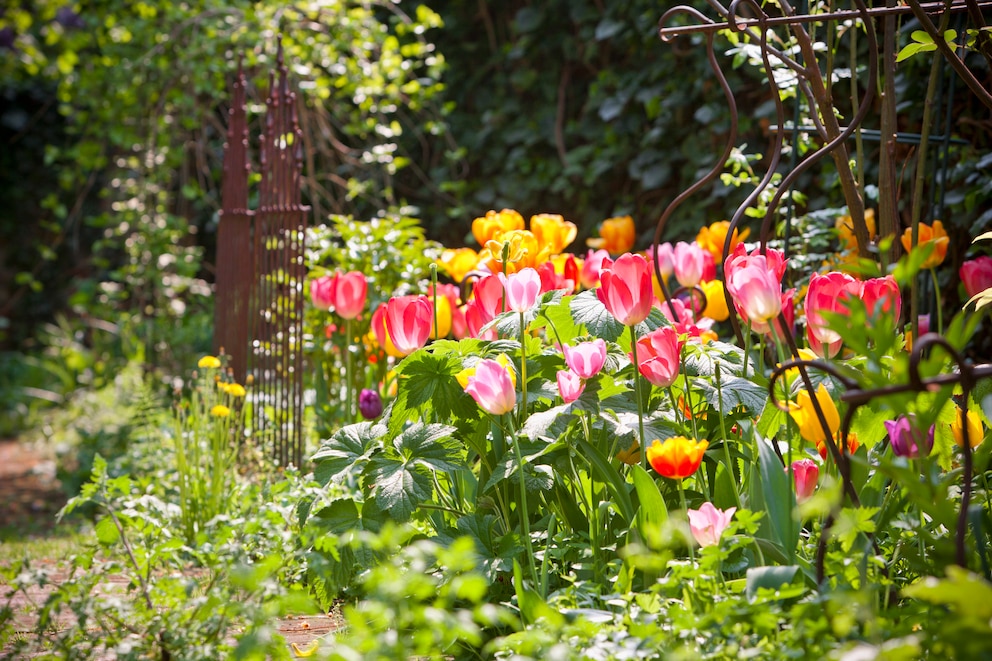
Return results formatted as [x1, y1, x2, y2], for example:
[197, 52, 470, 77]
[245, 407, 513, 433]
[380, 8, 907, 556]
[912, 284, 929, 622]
[951, 407, 985, 448]
[472, 209, 525, 246]
[437, 247, 480, 283]
[835, 209, 877, 253]
[699, 279, 729, 321]
[788, 383, 840, 446]
[530, 213, 577, 255]
[696, 221, 750, 262]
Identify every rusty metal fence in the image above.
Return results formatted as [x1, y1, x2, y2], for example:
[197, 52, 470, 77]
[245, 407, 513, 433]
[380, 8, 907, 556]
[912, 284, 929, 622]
[214, 45, 308, 467]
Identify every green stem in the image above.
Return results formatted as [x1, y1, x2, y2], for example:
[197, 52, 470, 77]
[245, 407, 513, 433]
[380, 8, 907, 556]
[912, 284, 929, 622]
[930, 268, 944, 335]
[678, 479, 695, 562]
[519, 311, 528, 427]
[630, 324, 647, 470]
[714, 365, 742, 510]
[507, 415, 539, 588]
[345, 317, 353, 422]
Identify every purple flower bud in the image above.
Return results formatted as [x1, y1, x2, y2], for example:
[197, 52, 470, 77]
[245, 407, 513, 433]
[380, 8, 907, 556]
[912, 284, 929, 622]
[884, 414, 934, 459]
[358, 388, 383, 420]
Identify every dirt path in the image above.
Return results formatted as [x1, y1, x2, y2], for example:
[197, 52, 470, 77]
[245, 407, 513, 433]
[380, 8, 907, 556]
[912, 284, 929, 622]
[0, 439, 342, 657]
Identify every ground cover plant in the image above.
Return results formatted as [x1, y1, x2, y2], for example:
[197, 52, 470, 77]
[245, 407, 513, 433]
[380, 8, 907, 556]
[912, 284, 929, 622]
[3, 0, 992, 660]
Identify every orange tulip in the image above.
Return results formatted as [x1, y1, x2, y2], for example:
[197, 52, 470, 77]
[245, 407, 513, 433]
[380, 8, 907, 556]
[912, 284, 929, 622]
[835, 209, 877, 253]
[472, 209, 525, 246]
[646, 436, 709, 479]
[901, 221, 949, 269]
[696, 220, 750, 262]
[587, 215, 635, 255]
[530, 213, 577, 255]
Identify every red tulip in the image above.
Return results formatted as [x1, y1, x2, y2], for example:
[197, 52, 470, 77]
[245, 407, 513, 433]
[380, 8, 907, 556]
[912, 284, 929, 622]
[860, 275, 901, 320]
[805, 271, 861, 345]
[791, 459, 819, 503]
[597, 253, 654, 326]
[329, 271, 368, 320]
[310, 274, 336, 311]
[473, 274, 505, 319]
[378, 295, 433, 357]
[630, 326, 681, 387]
[961, 255, 992, 299]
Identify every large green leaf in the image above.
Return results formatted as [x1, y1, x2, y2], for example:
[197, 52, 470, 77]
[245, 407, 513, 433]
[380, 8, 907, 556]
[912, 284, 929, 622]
[368, 456, 433, 522]
[569, 290, 627, 341]
[695, 375, 768, 415]
[748, 437, 798, 555]
[631, 465, 668, 548]
[311, 421, 385, 486]
[396, 349, 478, 423]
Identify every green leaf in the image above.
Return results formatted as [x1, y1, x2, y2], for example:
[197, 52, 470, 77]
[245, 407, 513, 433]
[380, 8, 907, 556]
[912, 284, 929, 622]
[95, 516, 121, 546]
[368, 456, 433, 522]
[311, 421, 385, 486]
[576, 438, 635, 525]
[903, 566, 992, 620]
[392, 422, 461, 473]
[570, 290, 626, 341]
[745, 565, 803, 603]
[832, 507, 879, 552]
[397, 348, 478, 423]
[632, 465, 669, 548]
[748, 438, 798, 554]
[367, 423, 459, 521]
[696, 375, 768, 414]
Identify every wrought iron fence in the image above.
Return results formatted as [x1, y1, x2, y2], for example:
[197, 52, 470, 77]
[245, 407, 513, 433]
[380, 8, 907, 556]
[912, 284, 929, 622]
[215, 44, 308, 467]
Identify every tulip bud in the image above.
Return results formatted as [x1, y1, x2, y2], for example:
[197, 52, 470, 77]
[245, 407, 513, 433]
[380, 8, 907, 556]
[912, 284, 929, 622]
[358, 389, 383, 420]
[791, 459, 819, 502]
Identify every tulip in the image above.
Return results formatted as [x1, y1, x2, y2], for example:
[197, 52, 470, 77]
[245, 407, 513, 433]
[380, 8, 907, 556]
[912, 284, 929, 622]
[556, 369, 585, 403]
[696, 220, 750, 262]
[816, 431, 859, 460]
[791, 459, 819, 502]
[645, 436, 709, 479]
[901, 221, 949, 269]
[835, 209, 877, 253]
[885, 414, 934, 458]
[580, 249, 613, 289]
[699, 279, 730, 322]
[463, 299, 497, 340]
[498, 267, 542, 312]
[437, 247, 480, 283]
[562, 339, 607, 380]
[951, 407, 985, 448]
[672, 241, 715, 289]
[329, 271, 368, 320]
[472, 208, 525, 246]
[788, 384, 840, 447]
[630, 326, 681, 388]
[805, 271, 862, 345]
[806, 323, 843, 359]
[358, 388, 383, 419]
[463, 358, 517, 416]
[473, 274, 506, 319]
[687, 502, 736, 547]
[597, 252, 655, 326]
[310, 275, 336, 311]
[429, 283, 461, 339]
[530, 213, 577, 255]
[617, 441, 642, 466]
[456, 353, 517, 389]
[377, 295, 433, 357]
[860, 275, 901, 321]
[725, 252, 784, 325]
[483, 229, 553, 274]
[960, 255, 992, 299]
[647, 242, 676, 295]
[587, 215, 636, 255]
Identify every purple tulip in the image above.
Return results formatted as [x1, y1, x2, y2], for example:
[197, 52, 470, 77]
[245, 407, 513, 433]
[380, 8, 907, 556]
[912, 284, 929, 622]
[884, 414, 934, 459]
[358, 388, 383, 420]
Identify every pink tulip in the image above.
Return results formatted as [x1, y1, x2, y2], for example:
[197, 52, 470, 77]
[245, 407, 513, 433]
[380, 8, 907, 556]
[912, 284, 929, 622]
[860, 275, 901, 320]
[473, 274, 506, 319]
[556, 369, 585, 403]
[791, 459, 819, 503]
[687, 502, 736, 547]
[805, 271, 862, 345]
[597, 253, 655, 326]
[806, 322, 842, 359]
[464, 358, 517, 415]
[499, 267, 542, 312]
[580, 249, 613, 289]
[918, 314, 931, 336]
[961, 256, 992, 298]
[381, 295, 433, 356]
[673, 241, 715, 289]
[646, 242, 676, 284]
[463, 299, 497, 340]
[310, 274, 336, 311]
[329, 271, 368, 320]
[724, 246, 785, 326]
[630, 326, 681, 387]
[562, 339, 608, 380]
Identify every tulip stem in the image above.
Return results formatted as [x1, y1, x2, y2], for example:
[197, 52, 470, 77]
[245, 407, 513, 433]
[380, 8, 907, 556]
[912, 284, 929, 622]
[678, 479, 695, 562]
[345, 317, 353, 423]
[714, 365, 742, 510]
[507, 415, 539, 589]
[630, 325, 647, 471]
[929, 267, 943, 335]
[519, 311, 528, 427]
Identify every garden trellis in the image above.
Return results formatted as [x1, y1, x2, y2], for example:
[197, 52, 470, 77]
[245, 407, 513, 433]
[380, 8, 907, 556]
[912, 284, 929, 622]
[654, 0, 992, 579]
[214, 44, 308, 467]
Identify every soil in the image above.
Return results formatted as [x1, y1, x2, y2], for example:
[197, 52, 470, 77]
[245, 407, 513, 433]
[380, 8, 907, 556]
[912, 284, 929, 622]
[0, 439, 344, 657]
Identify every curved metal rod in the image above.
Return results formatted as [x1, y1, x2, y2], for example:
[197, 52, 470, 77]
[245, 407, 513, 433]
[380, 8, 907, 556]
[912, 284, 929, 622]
[653, 7, 739, 323]
[670, 284, 709, 318]
[757, 0, 879, 252]
[725, 0, 807, 74]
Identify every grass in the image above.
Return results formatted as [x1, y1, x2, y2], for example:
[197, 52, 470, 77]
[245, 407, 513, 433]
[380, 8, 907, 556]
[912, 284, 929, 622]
[0, 523, 91, 567]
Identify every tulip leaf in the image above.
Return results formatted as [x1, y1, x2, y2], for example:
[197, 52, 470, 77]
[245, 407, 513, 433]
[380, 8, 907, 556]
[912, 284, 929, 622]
[748, 437, 798, 555]
[576, 438, 635, 524]
[312, 421, 386, 486]
[631, 465, 668, 547]
[745, 565, 802, 603]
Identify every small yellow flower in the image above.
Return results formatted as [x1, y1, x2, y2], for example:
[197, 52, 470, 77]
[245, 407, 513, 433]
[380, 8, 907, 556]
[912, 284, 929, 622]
[198, 355, 222, 369]
[587, 215, 635, 255]
[699, 279, 729, 322]
[788, 383, 840, 446]
[210, 404, 231, 418]
[951, 407, 985, 448]
[224, 383, 246, 398]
